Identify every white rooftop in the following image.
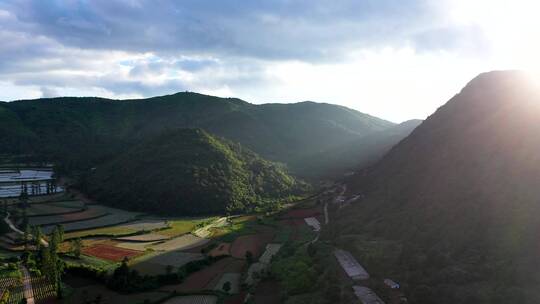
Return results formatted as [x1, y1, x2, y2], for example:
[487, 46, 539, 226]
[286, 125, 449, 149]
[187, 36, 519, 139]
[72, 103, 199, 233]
[334, 249, 369, 280]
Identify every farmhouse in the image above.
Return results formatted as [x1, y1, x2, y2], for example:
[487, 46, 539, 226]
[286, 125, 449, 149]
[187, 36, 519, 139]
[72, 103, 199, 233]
[0, 168, 62, 198]
[334, 249, 369, 280]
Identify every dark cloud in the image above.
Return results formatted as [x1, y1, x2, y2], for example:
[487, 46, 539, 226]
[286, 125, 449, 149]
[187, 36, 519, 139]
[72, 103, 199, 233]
[0, 0, 491, 105]
[0, 0, 477, 61]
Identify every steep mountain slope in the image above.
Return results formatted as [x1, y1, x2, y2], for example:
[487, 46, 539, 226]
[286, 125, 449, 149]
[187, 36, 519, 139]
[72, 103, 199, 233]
[82, 129, 308, 215]
[337, 71, 540, 303]
[0, 102, 37, 154]
[0, 93, 393, 175]
[292, 119, 422, 178]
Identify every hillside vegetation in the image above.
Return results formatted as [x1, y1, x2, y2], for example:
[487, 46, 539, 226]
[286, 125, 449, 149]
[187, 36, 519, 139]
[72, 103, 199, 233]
[82, 129, 308, 215]
[337, 71, 540, 304]
[0, 93, 394, 177]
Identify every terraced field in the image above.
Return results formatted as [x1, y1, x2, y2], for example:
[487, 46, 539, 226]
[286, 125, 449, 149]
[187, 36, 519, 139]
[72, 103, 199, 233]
[26, 200, 85, 216]
[82, 244, 142, 262]
[163, 295, 218, 304]
[40, 207, 142, 234]
[28, 206, 109, 226]
[152, 234, 209, 251]
[64, 219, 167, 239]
[132, 251, 205, 275]
[115, 232, 169, 242]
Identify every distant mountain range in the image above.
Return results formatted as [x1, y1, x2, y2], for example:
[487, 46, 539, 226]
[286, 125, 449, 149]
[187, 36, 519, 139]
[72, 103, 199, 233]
[338, 71, 540, 303]
[0, 92, 419, 214]
[0, 92, 412, 178]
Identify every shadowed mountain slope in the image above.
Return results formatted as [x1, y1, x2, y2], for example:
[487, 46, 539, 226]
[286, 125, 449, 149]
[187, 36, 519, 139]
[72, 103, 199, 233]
[337, 71, 540, 303]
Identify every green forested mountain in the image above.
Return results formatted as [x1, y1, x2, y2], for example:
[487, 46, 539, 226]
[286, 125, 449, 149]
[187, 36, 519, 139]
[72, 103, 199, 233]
[0, 93, 394, 176]
[81, 128, 308, 215]
[336, 71, 540, 303]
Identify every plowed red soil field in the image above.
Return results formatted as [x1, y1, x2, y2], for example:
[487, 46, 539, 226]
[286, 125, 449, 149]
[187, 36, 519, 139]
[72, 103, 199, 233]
[230, 233, 274, 259]
[82, 244, 141, 261]
[161, 258, 245, 292]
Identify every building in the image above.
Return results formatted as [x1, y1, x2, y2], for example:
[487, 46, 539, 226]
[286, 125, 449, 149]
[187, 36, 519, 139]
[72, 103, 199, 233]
[0, 168, 62, 198]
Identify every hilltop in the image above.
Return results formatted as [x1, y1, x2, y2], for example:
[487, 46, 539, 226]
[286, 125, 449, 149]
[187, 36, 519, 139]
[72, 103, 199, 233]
[337, 71, 540, 303]
[82, 128, 308, 215]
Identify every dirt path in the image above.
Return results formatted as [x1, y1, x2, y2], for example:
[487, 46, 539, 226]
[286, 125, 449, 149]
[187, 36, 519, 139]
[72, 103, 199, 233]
[21, 266, 35, 304]
[4, 211, 24, 235]
[4, 211, 49, 246]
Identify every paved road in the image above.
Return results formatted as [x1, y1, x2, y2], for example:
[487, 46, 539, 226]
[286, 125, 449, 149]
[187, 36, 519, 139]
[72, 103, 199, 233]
[21, 266, 35, 304]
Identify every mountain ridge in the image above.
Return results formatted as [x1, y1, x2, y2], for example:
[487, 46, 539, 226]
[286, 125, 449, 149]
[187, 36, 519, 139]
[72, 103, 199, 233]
[0, 91, 397, 178]
[338, 70, 540, 303]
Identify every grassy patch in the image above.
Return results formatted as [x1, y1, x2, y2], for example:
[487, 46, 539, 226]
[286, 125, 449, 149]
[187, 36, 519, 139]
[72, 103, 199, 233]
[0, 263, 21, 278]
[212, 221, 258, 242]
[63, 254, 118, 272]
[158, 220, 199, 237]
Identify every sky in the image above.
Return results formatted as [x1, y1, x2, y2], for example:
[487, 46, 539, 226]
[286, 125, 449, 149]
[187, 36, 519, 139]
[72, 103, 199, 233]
[1, 0, 539, 122]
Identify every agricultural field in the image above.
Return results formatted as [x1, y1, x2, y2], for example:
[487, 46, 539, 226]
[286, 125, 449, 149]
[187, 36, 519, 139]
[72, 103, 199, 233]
[82, 244, 142, 262]
[61, 282, 169, 304]
[152, 234, 209, 251]
[114, 240, 159, 251]
[208, 242, 231, 257]
[0, 189, 324, 304]
[28, 206, 108, 226]
[30, 205, 140, 228]
[115, 232, 169, 242]
[131, 251, 204, 275]
[163, 295, 218, 304]
[25, 200, 85, 216]
[213, 272, 241, 294]
[42, 210, 141, 234]
[0, 277, 23, 304]
[63, 254, 116, 270]
[30, 276, 56, 303]
[157, 218, 213, 237]
[230, 233, 274, 259]
[64, 219, 168, 239]
[161, 257, 245, 293]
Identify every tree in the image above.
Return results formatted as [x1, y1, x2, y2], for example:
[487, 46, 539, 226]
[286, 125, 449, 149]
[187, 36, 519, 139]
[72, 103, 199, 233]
[48, 225, 65, 297]
[70, 238, 82, 258]
[32, 226, 42, 251]
[222, 281, 231, 294]
[24, 225, 31, 252]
